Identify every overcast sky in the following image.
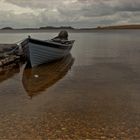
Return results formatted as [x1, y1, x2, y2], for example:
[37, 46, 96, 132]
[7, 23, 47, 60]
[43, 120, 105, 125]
[0, 0, 140, 28]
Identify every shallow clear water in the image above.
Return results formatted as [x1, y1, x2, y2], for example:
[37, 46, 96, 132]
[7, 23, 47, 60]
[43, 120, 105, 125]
[0, 30, 140, 139]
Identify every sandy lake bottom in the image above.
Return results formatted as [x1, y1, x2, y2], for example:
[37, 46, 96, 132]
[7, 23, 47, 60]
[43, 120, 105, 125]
[0, 30, 140, 139]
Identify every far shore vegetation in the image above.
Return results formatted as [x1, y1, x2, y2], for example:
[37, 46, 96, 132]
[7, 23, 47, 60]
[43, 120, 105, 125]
[0, 24, 140, 31]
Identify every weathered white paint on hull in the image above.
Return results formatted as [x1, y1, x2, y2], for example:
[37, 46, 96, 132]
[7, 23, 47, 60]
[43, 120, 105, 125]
[28, 42, 72, 67]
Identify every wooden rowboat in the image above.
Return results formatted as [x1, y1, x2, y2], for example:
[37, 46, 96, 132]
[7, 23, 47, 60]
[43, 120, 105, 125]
[21, 36, 75, 67]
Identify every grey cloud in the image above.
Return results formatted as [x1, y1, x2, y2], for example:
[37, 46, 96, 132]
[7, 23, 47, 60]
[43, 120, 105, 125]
[4, 0, 62, 9]
[0, 10, 41, 28]
[1, 0, 140, 28]
[114, 1, 140, 12]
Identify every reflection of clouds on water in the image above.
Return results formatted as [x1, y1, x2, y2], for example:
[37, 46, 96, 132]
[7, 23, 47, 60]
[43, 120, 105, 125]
[22, 54, 74, 98]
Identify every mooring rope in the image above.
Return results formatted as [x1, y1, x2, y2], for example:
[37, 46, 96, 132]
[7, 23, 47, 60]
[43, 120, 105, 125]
[14, 38, 26, 45]
[5, 38, 26, 55]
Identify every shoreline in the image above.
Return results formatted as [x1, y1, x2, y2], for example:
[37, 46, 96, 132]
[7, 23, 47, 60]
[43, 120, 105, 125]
[0, 28, 140, 33]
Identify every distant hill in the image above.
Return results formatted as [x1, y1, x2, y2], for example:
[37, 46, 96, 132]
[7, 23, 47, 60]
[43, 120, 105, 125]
[20, 28, 38, 30]
[0, 24, 140, 31]
[1, 27, 13, 30]
[39, 26, 74, 30]
[96, 25, 140, 29]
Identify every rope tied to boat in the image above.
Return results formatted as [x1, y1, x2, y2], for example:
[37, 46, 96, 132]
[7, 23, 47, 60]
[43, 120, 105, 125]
[5, 38, 27, 55]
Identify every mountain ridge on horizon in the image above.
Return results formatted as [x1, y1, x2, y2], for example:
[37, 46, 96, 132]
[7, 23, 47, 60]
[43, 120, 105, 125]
[1, 24, 140, 30]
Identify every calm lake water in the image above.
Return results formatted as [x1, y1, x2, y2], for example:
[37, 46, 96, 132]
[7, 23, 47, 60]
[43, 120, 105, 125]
[0, 30, 140, 139]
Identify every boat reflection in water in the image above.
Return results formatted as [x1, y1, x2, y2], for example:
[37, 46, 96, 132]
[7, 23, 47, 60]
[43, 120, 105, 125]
[22, 54, 74, 98]
[0, 63, 20, 83]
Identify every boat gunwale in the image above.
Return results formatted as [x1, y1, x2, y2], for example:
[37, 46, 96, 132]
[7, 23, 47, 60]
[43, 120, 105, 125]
[28, 38, 75, 50]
